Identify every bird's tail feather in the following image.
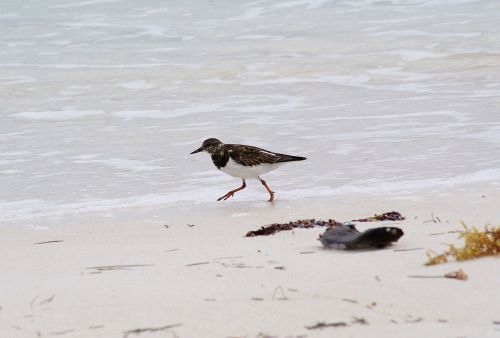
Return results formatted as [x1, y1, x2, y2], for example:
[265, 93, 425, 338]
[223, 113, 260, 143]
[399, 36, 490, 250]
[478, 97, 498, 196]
[277, 155, 307, 162]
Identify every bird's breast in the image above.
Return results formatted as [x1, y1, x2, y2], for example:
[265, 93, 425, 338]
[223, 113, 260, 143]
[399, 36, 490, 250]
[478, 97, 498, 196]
[219, 158, 284, 178]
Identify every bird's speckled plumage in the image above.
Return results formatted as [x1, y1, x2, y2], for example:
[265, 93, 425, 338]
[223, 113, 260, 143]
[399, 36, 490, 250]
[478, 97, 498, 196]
[190, 138, 306, 202]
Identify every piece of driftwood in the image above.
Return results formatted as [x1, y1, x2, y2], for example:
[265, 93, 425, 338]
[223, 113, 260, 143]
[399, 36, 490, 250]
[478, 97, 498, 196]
[319, 224, 404, 250]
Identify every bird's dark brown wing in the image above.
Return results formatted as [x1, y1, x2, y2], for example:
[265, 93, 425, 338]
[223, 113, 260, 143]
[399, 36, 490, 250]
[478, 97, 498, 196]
[227, 144, 306, 167]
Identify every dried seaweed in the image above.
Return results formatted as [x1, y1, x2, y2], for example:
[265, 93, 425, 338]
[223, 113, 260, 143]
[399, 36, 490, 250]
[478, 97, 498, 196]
[246, 211, 405, 237]
[352, 211, 405, 222]
[425, 222, 500, 266]
[245, 218, 343, 237]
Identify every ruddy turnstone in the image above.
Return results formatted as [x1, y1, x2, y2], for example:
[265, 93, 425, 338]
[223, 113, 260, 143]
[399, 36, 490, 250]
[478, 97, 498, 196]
[190, 138, 306, 202]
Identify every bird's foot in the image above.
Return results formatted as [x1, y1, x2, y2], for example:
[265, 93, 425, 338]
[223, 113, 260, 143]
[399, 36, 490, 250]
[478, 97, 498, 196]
[217, 181, 246, 202]
[217, 192, 234, 201]
[267, 192, 275, 203]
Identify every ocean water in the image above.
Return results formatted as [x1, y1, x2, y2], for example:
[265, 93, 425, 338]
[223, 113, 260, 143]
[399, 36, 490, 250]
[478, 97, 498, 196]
[1, 0, 499, 226]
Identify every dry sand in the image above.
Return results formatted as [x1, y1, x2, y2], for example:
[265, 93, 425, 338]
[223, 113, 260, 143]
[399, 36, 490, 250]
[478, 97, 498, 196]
[1, 188, 499, 338]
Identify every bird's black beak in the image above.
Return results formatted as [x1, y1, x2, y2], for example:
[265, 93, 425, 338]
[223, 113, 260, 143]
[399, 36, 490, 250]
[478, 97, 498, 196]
[190, 147, 203, 154]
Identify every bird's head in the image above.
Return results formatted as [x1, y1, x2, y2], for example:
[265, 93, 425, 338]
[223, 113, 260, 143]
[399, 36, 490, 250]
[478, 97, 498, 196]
[190, 138, 223, 155]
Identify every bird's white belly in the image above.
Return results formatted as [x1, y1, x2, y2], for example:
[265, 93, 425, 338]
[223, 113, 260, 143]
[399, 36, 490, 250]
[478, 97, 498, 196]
[219, 158, 284, 178]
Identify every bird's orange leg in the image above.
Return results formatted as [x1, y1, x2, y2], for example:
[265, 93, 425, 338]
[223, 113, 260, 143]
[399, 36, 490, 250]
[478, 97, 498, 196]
[260, 178, 275, 202]
[217, 179, 246, 201]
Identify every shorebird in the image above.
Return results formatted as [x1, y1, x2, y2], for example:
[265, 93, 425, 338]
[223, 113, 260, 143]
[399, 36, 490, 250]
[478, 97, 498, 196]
[190, 138, 306, 202]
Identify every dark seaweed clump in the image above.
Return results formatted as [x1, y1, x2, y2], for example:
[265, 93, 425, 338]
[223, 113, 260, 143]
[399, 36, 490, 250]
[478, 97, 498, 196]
[245, 219, 343, 237]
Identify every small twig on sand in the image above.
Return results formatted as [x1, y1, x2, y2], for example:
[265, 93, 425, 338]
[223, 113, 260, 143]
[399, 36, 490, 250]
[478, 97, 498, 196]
[405, 317, 423, 323]
[34, 240, 63, 245]
[423, 212, 442, 224]
[306, 316, 368, 330]
[123, 324, 182, 338]
[185, 261, 210, 267]
[50, 329, 75, 335]
[272, 287, 288, 300]
[212, 255, 243, 260]
[341, 298, 358, 304]
[393, 247, 425, 252]
[89, 325, 104, 329]
[39, 294, 55, 305]
[428, 231, 460, 236]
[30, 295, 40, 309]
[306, 322, 348, 330]
[86, 264, 153, 271]
[408, 270, 468, 281]
[352, 317, 369, 325]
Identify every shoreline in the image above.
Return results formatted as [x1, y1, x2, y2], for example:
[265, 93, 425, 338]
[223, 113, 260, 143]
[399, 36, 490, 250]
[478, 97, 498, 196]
[2, 182, 498, 229]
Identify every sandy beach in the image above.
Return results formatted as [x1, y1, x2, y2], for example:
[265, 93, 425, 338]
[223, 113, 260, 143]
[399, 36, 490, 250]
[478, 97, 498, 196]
[1, 187, 499, 338]
[2, 0, 500, 337]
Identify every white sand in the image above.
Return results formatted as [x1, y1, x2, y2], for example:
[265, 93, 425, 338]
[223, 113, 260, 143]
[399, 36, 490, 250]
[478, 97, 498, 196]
[1, 190, 499, 338]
